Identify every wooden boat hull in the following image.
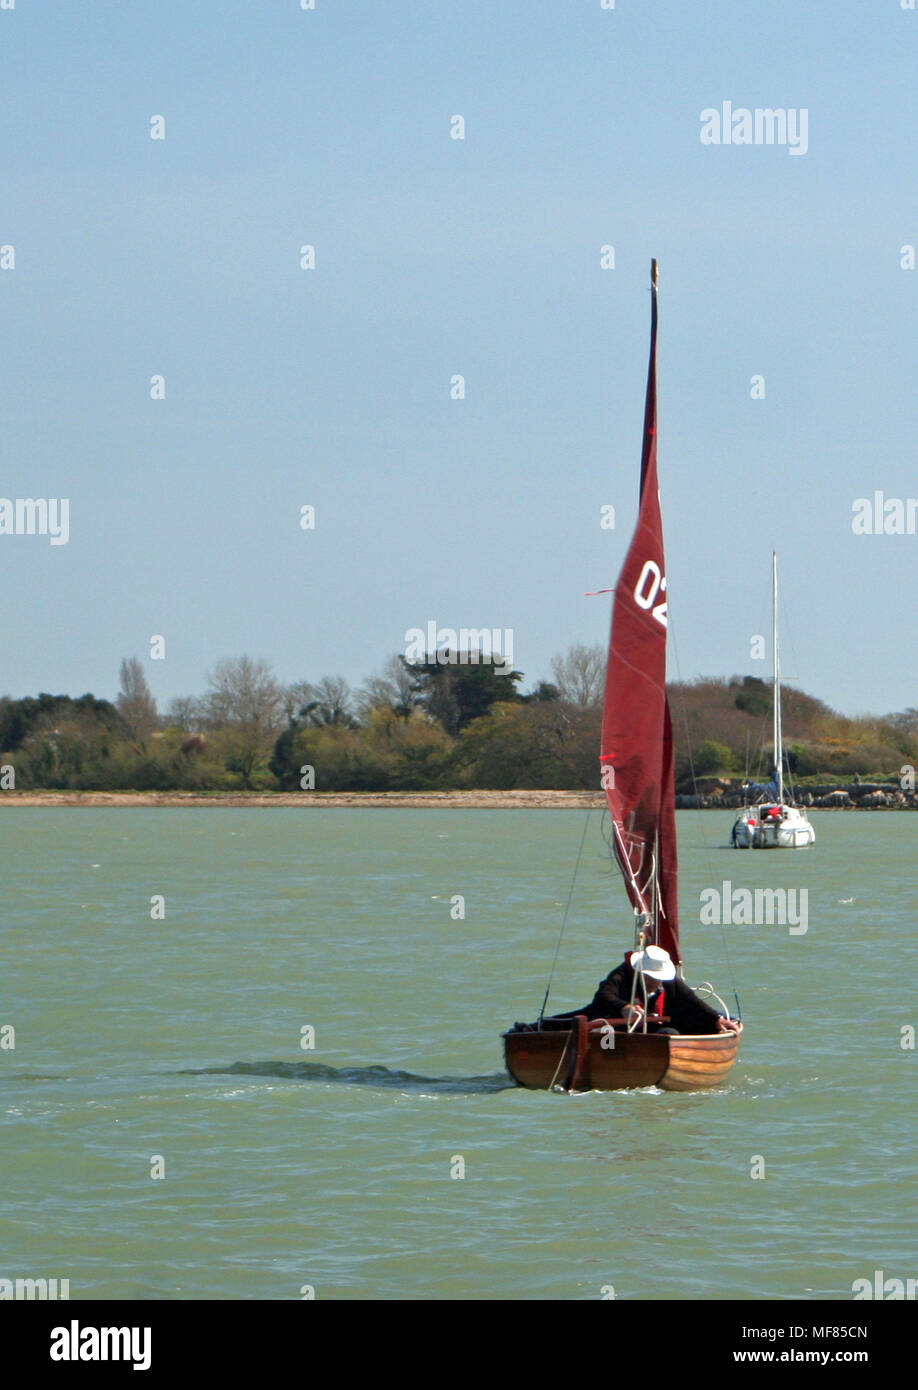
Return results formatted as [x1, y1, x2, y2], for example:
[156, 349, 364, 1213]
[503, 1018, 740, 1092]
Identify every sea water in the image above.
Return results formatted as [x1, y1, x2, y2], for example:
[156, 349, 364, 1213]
[1, 808, 915, 1300]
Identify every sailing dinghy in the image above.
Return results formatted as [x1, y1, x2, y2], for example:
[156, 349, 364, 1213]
[503, 261, 741, 1093]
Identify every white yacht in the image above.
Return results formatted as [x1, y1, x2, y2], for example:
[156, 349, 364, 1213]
[731, 555, 816, 849]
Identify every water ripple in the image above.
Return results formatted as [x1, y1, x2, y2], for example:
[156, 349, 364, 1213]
[180, 1061, 514, 1094]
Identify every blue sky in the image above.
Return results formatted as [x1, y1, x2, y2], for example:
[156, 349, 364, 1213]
[2, 0, 916, 716]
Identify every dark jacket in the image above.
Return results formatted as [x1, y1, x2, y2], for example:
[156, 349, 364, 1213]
[576, 960, 722, 1034]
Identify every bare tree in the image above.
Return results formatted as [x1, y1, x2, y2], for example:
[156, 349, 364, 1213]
[304, 675, 357, 727]
[164, 695, 206, 732]
[200, 657, 286, 789]
[203, 656, 285, 732]
[282, 680, 318, 725]
[550, 643, 605, 707]
[358, 655, 415, 719]
[887, 707, 918, 733]
[281, 675, 356, 727]
[116, 657, 158, 744]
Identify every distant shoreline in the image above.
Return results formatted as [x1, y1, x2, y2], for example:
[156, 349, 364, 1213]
[1, 790, 604, 809]
[0, 790, 912, 809]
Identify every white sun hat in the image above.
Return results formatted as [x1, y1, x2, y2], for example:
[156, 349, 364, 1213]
[628, 944, 676, 982]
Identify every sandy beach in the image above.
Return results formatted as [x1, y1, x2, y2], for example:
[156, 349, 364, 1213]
[0, 789, 607, 809]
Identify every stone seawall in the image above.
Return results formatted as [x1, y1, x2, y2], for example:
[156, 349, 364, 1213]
[676, 780, 916, 810]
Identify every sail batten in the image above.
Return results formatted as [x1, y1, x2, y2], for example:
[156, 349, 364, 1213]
[599, 260, 680, 964]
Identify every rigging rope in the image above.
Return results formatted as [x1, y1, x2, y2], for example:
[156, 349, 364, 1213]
[547, 1028, 575, 1091]
[668, 614, 741, 1013]
[538, 808, 593, 1022]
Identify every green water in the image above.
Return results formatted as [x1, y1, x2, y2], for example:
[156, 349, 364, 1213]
[1, 809, 915, 1300]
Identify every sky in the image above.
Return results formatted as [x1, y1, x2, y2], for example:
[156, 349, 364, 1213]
[2, 0, 917, 718]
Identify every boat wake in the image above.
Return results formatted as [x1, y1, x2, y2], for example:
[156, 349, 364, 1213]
[180, 1061, 513, 1094]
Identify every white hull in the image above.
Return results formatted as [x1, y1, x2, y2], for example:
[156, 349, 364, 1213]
[732, 804, 815, 849]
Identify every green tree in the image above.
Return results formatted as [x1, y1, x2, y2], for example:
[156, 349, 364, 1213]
[524, 681, 561, 703]
[693, 739, 737, 775]
[402, 652, 524, 735]
[451, 702, 600, 789]
[733, 676, 771, 717]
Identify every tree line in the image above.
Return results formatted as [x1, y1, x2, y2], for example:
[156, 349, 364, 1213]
[1, 651, 915, 792]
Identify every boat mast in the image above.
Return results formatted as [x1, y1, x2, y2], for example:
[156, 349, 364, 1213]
[649, 259, 660, 947]
[598, 257, 680, 966]
[773, 552, 783, 804]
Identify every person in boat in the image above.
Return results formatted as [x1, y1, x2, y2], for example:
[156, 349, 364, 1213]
[560, 945, 740, 1035]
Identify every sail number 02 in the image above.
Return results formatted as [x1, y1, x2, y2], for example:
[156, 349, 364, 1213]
[633, 560, 668, 626]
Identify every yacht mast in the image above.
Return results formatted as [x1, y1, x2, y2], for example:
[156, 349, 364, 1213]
[773, 552, 783, 804]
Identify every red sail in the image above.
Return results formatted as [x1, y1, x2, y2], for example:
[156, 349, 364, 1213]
[599, 261, 680, 963]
